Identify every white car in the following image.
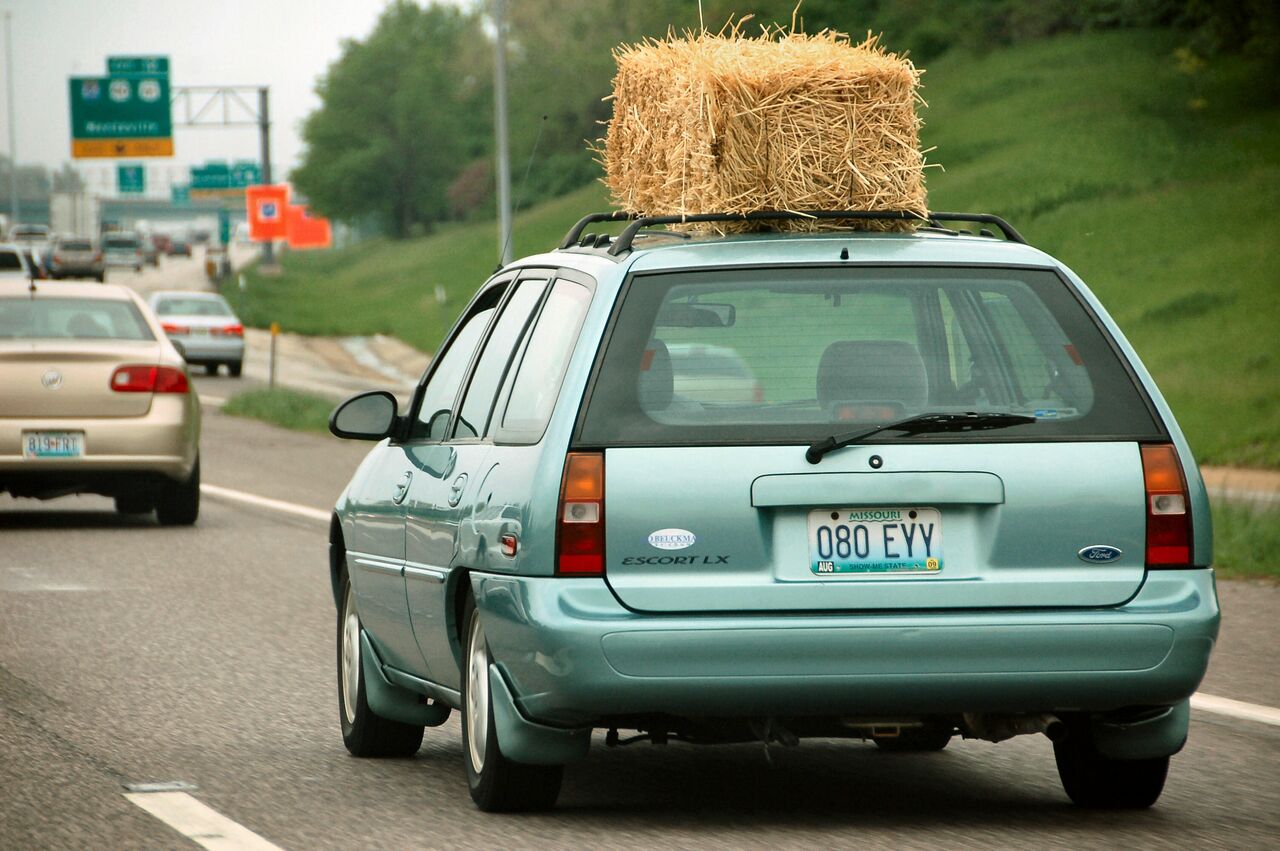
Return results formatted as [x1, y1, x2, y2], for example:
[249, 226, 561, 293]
[147, 290, 246, 377]
[0, 243, 32, 280]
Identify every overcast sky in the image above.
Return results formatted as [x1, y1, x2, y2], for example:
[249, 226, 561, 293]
[1, 0, 469, 197]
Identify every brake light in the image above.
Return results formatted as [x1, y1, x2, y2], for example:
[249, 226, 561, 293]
[212, 324, 244, 337]
[110, 365, 189, 394]
[93, 252, 103, 262]
[161, 322, 190, 335]
[1141, 444, 1192, 567]
[556, 452, 604, 575]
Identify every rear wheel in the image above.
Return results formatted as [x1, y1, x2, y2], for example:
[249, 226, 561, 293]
[156, 458, 199, 526]
[461, 596, 562, 812]
[95, 273, 105, 283]
[228, 361, 243, 378]
[874, 723, 953, 752]
[338, 574, 424, 757]
[1054, 726, 1169, 808]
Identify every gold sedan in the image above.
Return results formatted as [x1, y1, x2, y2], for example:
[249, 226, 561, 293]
[0, 280, 201, 524]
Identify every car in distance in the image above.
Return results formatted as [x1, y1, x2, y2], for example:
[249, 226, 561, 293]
[167, 238, 193, 258]
[147, 290, 245, 377]
[326, 209, 1219, 813]
[0, 280, 200, 524]
[0, 243, 32, 280]
[102, 231, 144, 273]
[47, 237, 106, 282]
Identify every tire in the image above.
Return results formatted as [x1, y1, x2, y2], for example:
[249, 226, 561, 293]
[1054, 726, 1169, 808]
[114, 494, 154, 515]
[874, 723, 953, 752]
[338, 573, 424, 757]
[461, 596, 563, 812]
[205, 363, 220, 376]
[95, 273, 105, 283]
[156, 458, 200, 526]
[228, 361, 243, 378]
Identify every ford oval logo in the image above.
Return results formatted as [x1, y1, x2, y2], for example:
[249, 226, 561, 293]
[1078, 545, 1123, 563]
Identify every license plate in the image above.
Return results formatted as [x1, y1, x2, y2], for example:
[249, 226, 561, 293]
[808, 507, 943, 575]
[23, 431, 85, 459]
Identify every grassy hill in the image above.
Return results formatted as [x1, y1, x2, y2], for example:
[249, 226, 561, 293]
[230, 28, 1279, 468]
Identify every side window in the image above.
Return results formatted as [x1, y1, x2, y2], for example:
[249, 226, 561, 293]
[496, 279, 593, 442]
[411, 285, 505, 441]
[452, 278, 548, 439]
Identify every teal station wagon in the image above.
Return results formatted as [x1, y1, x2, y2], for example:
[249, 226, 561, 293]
[328, 210, 1219, 812]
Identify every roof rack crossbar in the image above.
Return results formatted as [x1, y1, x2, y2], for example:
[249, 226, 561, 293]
[557, 209, 1026, 256]
[558, 211, 634, 250]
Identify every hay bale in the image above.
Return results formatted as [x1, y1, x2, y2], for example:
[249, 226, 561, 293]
[600, 24, 927, 233]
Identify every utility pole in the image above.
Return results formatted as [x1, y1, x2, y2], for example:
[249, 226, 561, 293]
[4, 11, 18, 226]
[493, 0, 512, 266]
[258, 86, 274, 265]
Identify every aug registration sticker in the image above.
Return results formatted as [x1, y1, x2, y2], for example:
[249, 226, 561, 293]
[807, 507, 943, 575]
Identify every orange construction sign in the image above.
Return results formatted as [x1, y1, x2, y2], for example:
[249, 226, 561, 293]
[245, 184, 290, 241]
[285, 204, 333, 250]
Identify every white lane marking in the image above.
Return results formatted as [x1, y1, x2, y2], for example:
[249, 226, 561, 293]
[198, 484, 1280, 732]
[200, 394, 228, 408]
[125, 791, 283, 850]
[200, 483, 330, 524]
[1192, 692, 1280, 727]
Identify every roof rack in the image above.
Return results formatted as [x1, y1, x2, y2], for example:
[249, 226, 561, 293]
[558, 210, 1026, 255]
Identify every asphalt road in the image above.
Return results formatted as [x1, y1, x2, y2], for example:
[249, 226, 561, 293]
[1, 405, 1278, 850]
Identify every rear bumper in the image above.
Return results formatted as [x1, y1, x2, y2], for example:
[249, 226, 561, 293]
[174, 337, 245, 362]
[0, 395, 199, 495]
[474, 570, 1220, 727]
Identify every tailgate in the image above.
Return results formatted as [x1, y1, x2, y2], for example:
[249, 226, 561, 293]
[0, 342, 161, 417]
[603, 443, 1147, 613]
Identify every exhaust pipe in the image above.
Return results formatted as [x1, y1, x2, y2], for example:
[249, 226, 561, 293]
[962, 713, 1064, 743]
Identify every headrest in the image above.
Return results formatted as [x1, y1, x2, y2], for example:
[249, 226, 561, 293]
[817, 340, 928, 410]
[638, 338, 673, 412]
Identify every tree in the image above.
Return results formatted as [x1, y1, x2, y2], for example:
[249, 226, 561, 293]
[292, 1, 491, 237]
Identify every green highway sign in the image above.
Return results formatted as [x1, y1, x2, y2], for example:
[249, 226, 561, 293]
[118, 164, 145, 194]
[70, 55, 172, 158]
[107, 56, 170, 75]
[190, 160, 262, 198]
[171, 184, 190, 206]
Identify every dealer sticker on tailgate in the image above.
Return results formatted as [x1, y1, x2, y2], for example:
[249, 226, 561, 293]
[808, 507, 943, 575]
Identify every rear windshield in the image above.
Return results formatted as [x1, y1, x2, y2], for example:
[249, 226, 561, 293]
[578, 266, 1163, 446]
[58, 240, 94, 251]
[0, 297, 154, 341]
[154, 297, 233, 317]
[103, 236, 140, 250]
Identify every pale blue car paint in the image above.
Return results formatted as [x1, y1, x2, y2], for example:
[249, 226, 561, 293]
[335, 229, 1219, 766]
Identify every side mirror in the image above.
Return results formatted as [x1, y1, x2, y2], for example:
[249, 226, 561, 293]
[330, 390, 399, 440]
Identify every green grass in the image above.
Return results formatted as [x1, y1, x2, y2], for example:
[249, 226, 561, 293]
[220, 388, 336, 434]
[1211, 501, 1280, 581]
[228, 28, 1280, 467]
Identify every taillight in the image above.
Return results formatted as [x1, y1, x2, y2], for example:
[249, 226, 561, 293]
[93, 252, 103, 262]
[213, 323, 244, 337]
[1141, 444, 1192, 567]
[110, 365, 190, 394]
[556, 452, 604, 575]
[161, 322, 190, 335]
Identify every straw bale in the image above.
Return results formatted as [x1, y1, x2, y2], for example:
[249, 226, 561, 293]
[599, 24, 928, 233]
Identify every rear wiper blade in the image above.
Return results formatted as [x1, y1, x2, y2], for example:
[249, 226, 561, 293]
[805, 412, 1037, 465]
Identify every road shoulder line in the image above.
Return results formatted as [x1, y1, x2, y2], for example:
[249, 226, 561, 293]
[125, 791, 283, 850]
[201, 483, 331, 523]
[1191, 692, 1280, 727]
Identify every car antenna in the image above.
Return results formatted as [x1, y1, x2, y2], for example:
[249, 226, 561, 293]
[495, 114, 548, 273]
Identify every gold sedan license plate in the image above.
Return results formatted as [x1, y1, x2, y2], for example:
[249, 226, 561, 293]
[23, 432, 85, 459]
[808, 507, 943, 574]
